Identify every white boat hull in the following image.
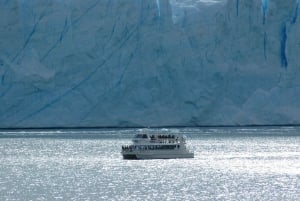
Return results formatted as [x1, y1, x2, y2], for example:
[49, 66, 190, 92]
[122, 150, 194, 160]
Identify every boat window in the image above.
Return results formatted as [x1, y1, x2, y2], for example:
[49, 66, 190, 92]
[133, 134, 149, 139]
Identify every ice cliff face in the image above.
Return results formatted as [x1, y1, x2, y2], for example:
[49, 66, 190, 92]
[0, 0, 300, 128]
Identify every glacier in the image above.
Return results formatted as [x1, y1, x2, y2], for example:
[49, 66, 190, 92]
[0, 0, 300, 128]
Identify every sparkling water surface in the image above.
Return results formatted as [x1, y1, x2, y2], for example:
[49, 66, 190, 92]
[1, 127, 300, 200]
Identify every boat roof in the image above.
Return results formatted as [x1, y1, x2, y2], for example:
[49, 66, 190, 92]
[134, 133, 186, 138]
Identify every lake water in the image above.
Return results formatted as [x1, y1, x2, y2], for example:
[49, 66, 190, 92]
[0, 127, 299, 201]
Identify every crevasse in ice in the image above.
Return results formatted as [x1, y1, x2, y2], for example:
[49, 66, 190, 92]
[0, 0, 300, 127]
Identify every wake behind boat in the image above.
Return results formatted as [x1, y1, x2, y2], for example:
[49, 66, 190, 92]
[121, 132, 194, 160]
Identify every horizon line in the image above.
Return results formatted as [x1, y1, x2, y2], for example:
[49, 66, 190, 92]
[1, 124, 300, 131]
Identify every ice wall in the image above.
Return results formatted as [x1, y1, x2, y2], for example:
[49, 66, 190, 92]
[0, 0, 300, 128]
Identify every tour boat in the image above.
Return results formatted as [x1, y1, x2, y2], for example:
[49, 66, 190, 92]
[121, 133, 194, 159]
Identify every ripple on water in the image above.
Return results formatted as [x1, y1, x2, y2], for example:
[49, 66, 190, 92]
[0, 128, 300, 200]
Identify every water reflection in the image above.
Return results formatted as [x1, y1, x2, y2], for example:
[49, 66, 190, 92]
[0, 128, 299, 200]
